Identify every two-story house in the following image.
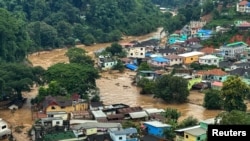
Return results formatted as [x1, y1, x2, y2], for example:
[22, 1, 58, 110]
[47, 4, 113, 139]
[199, 55, 220, 67]
[42, 94, 88, 114]
[236, 0, 250, 13]
[0, 118, 11, 139]
[165, 55, 183, 66]
[220, 41, 248, 59]
[178, 51, 204, 64]
[98, 55, 118, 70]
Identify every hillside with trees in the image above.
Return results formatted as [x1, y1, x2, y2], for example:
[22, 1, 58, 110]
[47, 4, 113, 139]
[0, 0, 164, 53]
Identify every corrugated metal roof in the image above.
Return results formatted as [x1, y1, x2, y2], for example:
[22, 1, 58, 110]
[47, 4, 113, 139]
[110, 128, 137, 135]
[92, 110, 107, 118]
[184, 127, 206, 136]
[144, 108, 165, 115]
[129, 111, 148, 119]
[144, 121, 171, 128]
[71, 122, 122, 130]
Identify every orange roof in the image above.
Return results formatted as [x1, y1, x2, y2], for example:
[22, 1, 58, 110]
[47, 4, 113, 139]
[212, 81, 223, 87]
[196, 69, 227, 76]
[239, 0, 248, 6]
[199, 47, 217, 54]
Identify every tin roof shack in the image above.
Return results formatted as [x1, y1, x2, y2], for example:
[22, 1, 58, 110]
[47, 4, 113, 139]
[0, 118, 11, 139]
[129, 111, 149, 121]
[70, 110, 92, 120]
[91, 110, 108, 122]
[117, 107, 143, 119]
[71, 122, 122, 136]
[102, 103, 130, 116]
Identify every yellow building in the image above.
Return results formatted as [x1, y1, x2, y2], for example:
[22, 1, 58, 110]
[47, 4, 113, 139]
[43, 95, 89, 113]
[184, 127, 206, 141]
[178, 51, 204, 64]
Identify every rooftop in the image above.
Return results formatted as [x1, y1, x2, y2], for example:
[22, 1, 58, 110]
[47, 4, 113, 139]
[143, 108, 165, 115]
[178, 51, 204, 57]
[143, 120, 171, 128]
[129, 111, 148, 119]
[175, 125, 201, 132]
[199, 47, 217, 54]
[223, 41, 248, 48]
[152, 57, 169, 62]
[71, 122, 122, 130]
[184, 127, 206, 137]
[199, 54, 219, 59]
[91, 110, 107, 118]
[196, 69, 227, 76]
[109, 128, 138, 135]
[43, 131, 76, 141]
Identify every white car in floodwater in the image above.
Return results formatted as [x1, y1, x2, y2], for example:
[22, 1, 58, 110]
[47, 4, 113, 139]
[0, 118, 11, 139]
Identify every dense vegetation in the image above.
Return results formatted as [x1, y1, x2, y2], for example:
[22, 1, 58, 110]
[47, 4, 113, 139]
[0, 0, 164, 54]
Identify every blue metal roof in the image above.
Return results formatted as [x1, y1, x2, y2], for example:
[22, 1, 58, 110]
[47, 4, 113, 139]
[152, 57, 169, 62]
[125, 64, 138, 71]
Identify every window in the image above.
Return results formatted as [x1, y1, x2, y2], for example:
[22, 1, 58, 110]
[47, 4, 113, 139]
[186, 135, 189, 138]
[175, 59, 177, 61]
[119, 137, 123, 140]
[56, 121, 60, 124]
[214, 60, 217, 62]
[2, 125, 6, 129]
[130, 53, 133, 56]
[141, 53, 143, 55]
[51, 106, 55, 110]
[61, 106, 65, 109]
[48, 114, 54, 117]
[140, 48, 143, 50]
[197, 137, 200, 140]
[191, 58, 193, 60]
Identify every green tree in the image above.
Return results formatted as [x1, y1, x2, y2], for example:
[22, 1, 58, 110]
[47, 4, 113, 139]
[105, 42, 123, 56]
[137, 78, 155, 94]
[112, 60, 125, 72]
[221, 75, 250, 112]
[45, 63, 100, 95]
[137, 62, 152, 71]
[0, 63, 44, 99]
[215, 110, 250, 125]
[164, 108, 181, 122]
[203, 89, 223, 109]
[177, 116, 198, 129]
[65, 47, 94, 66]
[154, 75, 189, 103]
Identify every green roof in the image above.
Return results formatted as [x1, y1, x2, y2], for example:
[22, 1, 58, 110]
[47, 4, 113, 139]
[43, 131, 76, 141]
[226, 42, 248, 47]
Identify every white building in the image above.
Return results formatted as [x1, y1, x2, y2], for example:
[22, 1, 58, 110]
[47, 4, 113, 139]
[0, 118, 11, 138]
[236, 0, 250, 13]
[127, 47, 146, 58]
[199, 55, 220, 66]
[220, 42, 248, 58]
[98, 56, 117, 70]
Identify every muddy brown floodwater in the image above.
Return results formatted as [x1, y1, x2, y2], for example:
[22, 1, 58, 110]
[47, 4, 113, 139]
[97, 71, 222, 121]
